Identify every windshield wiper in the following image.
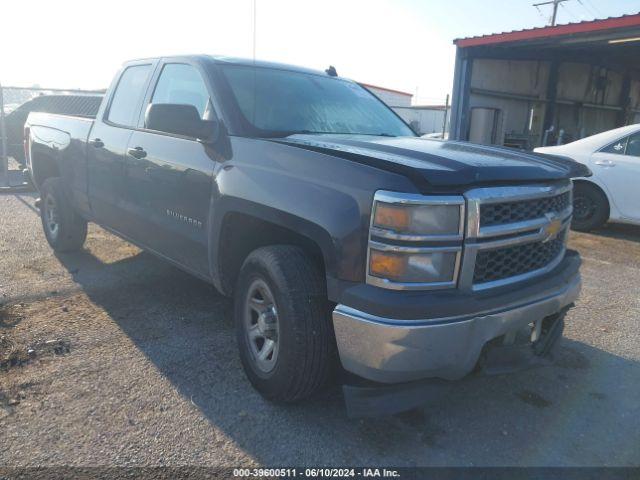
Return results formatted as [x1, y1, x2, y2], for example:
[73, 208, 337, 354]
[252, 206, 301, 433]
[261, 130, 399, 138]
[289, 131, 398, 137]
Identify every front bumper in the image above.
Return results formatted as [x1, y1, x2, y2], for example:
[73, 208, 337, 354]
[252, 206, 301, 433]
[332, 255, 581, 384]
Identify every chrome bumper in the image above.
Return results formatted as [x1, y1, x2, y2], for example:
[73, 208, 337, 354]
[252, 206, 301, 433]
[332, 272, 581, 384]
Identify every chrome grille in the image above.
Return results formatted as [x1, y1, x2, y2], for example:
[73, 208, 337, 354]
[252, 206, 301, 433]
[459, 181, 572, 291]
[480, 191, 571, 227]
[473, 232, 566, 284]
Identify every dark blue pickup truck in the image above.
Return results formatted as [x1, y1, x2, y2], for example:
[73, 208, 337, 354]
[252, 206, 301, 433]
[25, 55, 589, 414]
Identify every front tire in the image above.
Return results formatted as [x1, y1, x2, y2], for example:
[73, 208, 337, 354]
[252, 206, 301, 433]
[571, 183, 609, 232]
[39, 177, 87, 252]
[235, 246, 334, 403]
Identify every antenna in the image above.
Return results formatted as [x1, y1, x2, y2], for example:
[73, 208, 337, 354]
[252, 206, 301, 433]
[252, 0, 257, 61]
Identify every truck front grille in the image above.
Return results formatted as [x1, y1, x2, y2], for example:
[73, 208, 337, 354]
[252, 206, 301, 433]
[473, 232, 566, 284]
[480, 191, 571, 227]
[460, 181, 573, 291]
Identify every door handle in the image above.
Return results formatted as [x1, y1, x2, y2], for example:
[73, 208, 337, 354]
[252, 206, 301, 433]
[89, 138, 104, 148]
[127, 146, 147, 159]
[594, 159, 616, 167]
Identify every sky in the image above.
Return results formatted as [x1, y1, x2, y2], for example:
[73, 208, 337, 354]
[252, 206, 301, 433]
[1, 0, 638, 104]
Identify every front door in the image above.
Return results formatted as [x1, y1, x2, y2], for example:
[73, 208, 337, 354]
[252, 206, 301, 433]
[590, 131, 640, 220]
[123, 62, 217, 277]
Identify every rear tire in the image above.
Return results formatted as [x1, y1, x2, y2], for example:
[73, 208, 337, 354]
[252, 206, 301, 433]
[235, 245, 335, 403]
[571, 183, 609, 232]
[39, 177, 87, 252]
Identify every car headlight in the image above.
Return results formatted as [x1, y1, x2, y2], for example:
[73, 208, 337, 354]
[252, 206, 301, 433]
[373, 202, 462, 238]
[367, 191, 465, 290]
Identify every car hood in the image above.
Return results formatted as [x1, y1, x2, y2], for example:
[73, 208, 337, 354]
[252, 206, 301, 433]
[273, 135, 591, 191]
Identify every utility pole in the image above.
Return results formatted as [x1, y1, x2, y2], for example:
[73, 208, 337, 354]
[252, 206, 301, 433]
[533, 0, 570, 26]
[0, 82, 8, 188]
[441, 94, 449, 139]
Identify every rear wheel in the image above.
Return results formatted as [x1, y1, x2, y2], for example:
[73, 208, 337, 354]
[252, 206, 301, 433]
[40, 177, 87, 252]
[572, 183, 609, 232]
[235, 245, 335, 403]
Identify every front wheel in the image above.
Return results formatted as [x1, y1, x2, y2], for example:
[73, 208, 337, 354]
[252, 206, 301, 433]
[234, 245, 335, 403]
[571, 183, 609, 232]
[39, 177, 87, 252]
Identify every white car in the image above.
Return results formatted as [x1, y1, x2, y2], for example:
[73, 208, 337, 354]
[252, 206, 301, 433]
[535, 124, 640, 231]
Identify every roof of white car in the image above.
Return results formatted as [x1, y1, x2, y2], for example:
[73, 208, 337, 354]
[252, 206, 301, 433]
[536, 123, 640, 153]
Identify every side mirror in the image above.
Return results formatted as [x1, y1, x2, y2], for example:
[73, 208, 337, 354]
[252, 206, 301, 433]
[145, 103, 218, 142]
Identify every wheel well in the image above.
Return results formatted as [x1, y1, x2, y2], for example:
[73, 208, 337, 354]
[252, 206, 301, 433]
[573, 179, 610, 215]
[217, 212, 326, 295]
[31, 150, 60, 190]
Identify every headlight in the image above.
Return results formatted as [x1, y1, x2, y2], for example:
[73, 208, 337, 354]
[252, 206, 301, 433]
[371, 191, 464, 240]
[367, 191, 465, 290]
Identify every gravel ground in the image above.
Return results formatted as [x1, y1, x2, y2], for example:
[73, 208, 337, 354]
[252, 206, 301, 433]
[1, 190, 639, 467]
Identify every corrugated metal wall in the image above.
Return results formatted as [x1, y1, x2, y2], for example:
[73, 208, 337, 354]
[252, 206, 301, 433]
[462, 58, 639, 148]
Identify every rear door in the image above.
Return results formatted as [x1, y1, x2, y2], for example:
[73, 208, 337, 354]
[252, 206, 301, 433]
[87, 61, 156, 232]
[123, 61, 217, 276]
[590, 131, 640, 220]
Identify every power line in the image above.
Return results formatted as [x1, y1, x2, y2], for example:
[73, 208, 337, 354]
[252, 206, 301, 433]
[534, 5, 550, 22]
[532, 0, 570, 26]
[583, 0, 605, 17]
[577, 0, 598, 18]
[560, 2, 580, 22]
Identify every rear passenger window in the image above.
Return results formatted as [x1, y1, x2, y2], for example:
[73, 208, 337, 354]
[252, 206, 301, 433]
[151, 64, 211, 119]
[601, 137, 628, 155]
[107, 65, 152, 126]
[625, 133, 640, 157]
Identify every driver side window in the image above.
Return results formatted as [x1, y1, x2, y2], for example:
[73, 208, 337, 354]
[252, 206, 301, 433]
[151, 63, 212, 120]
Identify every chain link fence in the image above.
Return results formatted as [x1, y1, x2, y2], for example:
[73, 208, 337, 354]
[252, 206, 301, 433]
[0, 85, 104, 190]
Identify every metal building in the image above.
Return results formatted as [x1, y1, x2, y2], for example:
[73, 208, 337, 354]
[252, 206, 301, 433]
[392, 105, 447, 135]
[449, 13, 640, 150]
[360, 83, 413, 107]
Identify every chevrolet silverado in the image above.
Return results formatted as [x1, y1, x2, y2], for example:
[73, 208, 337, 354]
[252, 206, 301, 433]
[25, 55, 590, 414]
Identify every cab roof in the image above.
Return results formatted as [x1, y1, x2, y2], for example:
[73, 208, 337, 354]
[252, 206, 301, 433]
[124, 54, 330, 77]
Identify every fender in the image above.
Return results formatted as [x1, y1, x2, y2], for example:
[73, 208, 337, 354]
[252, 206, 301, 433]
[205, 136, 418, 296]
[207, 196, 339, 294]
[28, 126, 68, 187]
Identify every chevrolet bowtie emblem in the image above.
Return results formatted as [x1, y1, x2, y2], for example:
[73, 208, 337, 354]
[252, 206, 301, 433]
[542, 214, 562, 243]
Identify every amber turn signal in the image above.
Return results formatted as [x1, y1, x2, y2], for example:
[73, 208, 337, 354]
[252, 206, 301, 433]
[369, 250, 406, 280]
[374, 204, 411, 231]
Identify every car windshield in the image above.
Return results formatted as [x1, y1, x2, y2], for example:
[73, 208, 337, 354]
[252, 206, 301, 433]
[220, 65, 415, 138]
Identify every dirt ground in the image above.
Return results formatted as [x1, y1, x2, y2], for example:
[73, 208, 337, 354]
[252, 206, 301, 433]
[1, 190, 639, 467]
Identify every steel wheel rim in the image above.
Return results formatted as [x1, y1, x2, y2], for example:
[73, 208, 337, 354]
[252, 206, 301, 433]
[244, 278, 280, 374]
[573, 195, 595, 220]
[44, 194, 60, 240]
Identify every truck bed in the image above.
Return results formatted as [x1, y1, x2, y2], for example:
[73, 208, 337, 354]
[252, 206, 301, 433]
[26, 112, 96, 212]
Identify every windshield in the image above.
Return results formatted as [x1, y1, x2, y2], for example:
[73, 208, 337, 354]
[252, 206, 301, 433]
[220, 65, 415, 138]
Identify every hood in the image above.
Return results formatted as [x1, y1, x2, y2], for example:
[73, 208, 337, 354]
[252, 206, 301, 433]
[273, 135, 591, 191]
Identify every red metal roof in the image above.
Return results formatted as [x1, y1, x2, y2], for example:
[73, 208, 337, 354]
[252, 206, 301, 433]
[454, 12, 640, 48]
